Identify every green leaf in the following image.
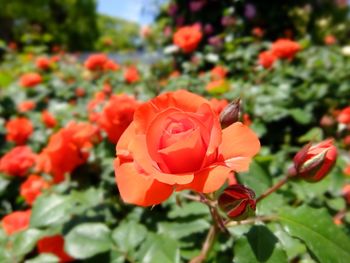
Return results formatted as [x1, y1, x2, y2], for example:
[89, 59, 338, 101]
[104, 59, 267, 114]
[11, 229, 44, 258]
[112, 221, 147, 253]
[65, 223, 112, 259]
[30, 194, 73, 228]
[233, 225, 288, 263]
[289, 108, 312, 124]
[157, 219, 209, 240]
[25, 253, 60, 263]
[279, 205, 350, 263]
[168, 201, 208, 219]
[137, 233, 180, 263]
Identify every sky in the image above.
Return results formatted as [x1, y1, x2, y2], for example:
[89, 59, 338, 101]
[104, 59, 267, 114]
[97, 0, 164, 25]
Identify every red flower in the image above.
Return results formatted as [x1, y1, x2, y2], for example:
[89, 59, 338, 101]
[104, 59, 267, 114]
[37, 235, 74, 262]
[258, 51, 277, 69]
[6, 117, 33, 145]
[210, 66, 227, 80]
[218, 184, 256, 220]
[36, 57, 51, 70]
[289, 139, 337, 182]
[114, 90, 260, 206]
[337, 107, 350, 124]
[84, 54, 108, 70]
[41, 110, 57, 128]
[87, 91, 107, 122]
[20, 72, 42, 88]
[1, 210, 31, 235]
[36, 122, 99, 183]
[20, 175, 50, 205]
[173, 25, 203, 53]
[252, 27, 264, 38]
[271, 39, 301, 59]
[0, 146, 36, 177]
[103, 60, 120, 71]
[18, 100, 36, 113]
[324, 35, 337, 45]
[98, 94, 139, 144]
[124, 66, 140, 84]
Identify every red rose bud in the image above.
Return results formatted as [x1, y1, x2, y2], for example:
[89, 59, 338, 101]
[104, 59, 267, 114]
[289, 139, 337, 182]
[219, 99, 240, 128]
[218, 184, 256, 221]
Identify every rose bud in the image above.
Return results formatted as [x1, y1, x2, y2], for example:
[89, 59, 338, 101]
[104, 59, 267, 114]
[218, 184, 256, 221]
[288, 139, 337, 182]
[219, 99, 241, 128]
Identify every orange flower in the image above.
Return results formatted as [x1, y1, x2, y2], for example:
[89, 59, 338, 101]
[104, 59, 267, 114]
[103, 60, 120, 71]
[173, 25, 202, 53]
[114, 90, 260, 206]
[210, 66, 227, 80]
[20, 72, 42, 88]
[37, 122, 99, 183]
[75, 87, 86, 97]
[18, 100, 36, 113]
[84, 54, 108, 70]
[324, 35, 336, 45]
[1, 210, 31, 235]
[36, 56, 51, 70]
[0, 146, 36, 177]
[6, 117, 33, 145]
[271, 39, 301, 59]
[41, 110, 57, 128]
[20, 174, 50, 205]
[343, 164, 350, 176]
[37, 235, 74, 262]
[252, 27, 264, 38]
[337, 107, 350, 124]
[209, 98, 229, 115]
[258, 51, 277, 69]
[124, 66, 140, 84]
[98, 94, 139, 144]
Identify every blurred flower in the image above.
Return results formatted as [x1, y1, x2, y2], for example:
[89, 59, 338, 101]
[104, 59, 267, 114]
[103, 60, 120, 71]
[18, 100, 36, 113]
[36, 56, 51, 70]
[20, 72, 42, 88]
[244, 3, 256, 19]
[84, 54, 117, 71]
[1, 210, 31, 235]
[324, 35, 337, 45]
[173, 25, 203, 53]
[124, 66, 140, 84]
[210, 65, 227, 80]
[343, 164, 350, 176]
[190, 0, 206, 12]
[221, 16, 236, 27]
[140, 25, 152, 38]
[271, 39, 301, 59]
[205, 79, 229, 94]
[98, 94, 139, 144]
[0, 146, 36, 177]
[75, 87, 86, 97]
[208, 35, 223, 48]
[289, 139, 337, 182]
[203, 24, 214, 35]
[252, 27, 264, 38]
[36, 122, 99, 183]
[341, 46, 350, 56]
[218, 184, 256, 221]
[342, 184, 350, 204]
[258, 51, 277, 69]
[20, 174, 50, 205]
[337, 107, 350, 124]
[41, 110, 57, 128]
[37, 235, 74, 262]
[167, 2, 178, 16]
[8, 41, 17, 51]
[6, 117, 33, 145]
[102, 37, 113, 46]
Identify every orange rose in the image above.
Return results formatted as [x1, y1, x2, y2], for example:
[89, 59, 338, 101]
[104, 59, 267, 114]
[98, 94, 139, 144]
[84, 54, 108, 70]
[173, 25, 203, 53]
[0, 146, 36, 177]
[6, 117, 33, 145]
[114, 90, 260, 206]
[36, 56, 51, 70]
[124, 66, 140, 84]
[1, 210, 31, 235]
[258, 51, 277, 69]
[41, 110, 57, 128]
[37, 235, 74, 262]
[20, 174, 50, 205]
[19, 72, 42, 88]
[271, 39, 301, 59]
[210, 66, 227, 80]
[17, 100, 36, 113]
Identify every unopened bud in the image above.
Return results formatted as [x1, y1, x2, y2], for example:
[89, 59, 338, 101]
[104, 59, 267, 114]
[220, 99, 240, 128]
[290, 139, 337, 182]
[218, 184, 256, 221]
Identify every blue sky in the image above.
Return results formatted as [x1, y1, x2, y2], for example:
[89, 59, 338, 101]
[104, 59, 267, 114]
[97, 0, 164, 25]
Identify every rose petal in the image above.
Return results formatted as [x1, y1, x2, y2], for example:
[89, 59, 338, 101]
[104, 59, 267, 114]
[219, 122, 260, 172]
[115, 159, 173, 206]
[177, 165, 232, 193]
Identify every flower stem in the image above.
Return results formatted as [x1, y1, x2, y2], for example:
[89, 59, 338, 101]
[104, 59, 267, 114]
[189, 225, 217, 263]
[256, 176, 289, 203]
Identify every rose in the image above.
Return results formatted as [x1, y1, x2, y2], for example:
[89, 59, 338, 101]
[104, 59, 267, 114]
[37, 235, 74, 262]
[258, 51, 277, 69]
[173, 25, 203, 53]
[20, 174, 50, 205]
[1, 210, 31, 235]
[19, 72, 42, 88]
[124, 66, 140, 84]
[271, 38, 301, 60]
[337, 106, 350, 124]
[6, 117, 33, 145]
[289, 139, 337, 182]
[114, 90, 260, 206]
[0, 146, 36, 177]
